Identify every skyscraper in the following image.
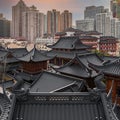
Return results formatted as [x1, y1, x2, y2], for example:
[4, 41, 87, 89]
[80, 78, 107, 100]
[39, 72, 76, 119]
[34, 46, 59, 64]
[116, 21, 120, 38]
[0, 16, 10, 38]
[84, 6, 107, 19]
[76, 19, 94, 31]
[60, 10, 72, 32]
[0, 13, 3, 19]
[22, 6, 45, 43]
[96, 12, 112, 36]
[47, 9, 60, 36]
[111, 0, 120, 19]
[12, 0, 28, 38]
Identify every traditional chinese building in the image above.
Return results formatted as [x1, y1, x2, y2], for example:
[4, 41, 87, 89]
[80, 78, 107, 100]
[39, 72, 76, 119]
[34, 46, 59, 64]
[89, 59, 120, 105]
[54, 53, 104, 88]
[79, 36, 98, 50]
[12, 71, 87, 93]
[14, 47, 53, 74]
[47, 36, 91, 66]
[99, 36, 118, 56]
[7, 79, 119, 120]
[0, 64, 119, 120]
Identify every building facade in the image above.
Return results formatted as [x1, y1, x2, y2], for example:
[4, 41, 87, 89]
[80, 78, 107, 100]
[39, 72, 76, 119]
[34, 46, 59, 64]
[111, 0, 120, 19]
[96, 12, 112, 36]
[76, 19, 95, 31]
[116, 21, 120, 39]
[60, 10, 72, 32]
[47, 9, 61, 37]
[22, 6, 45, 43]
[12, 0, 28, 38]
[84, 6, 107, 19]
[0, 15, 10, 38]
[0, 13, 3, 19]
[99, 36, 118, 55]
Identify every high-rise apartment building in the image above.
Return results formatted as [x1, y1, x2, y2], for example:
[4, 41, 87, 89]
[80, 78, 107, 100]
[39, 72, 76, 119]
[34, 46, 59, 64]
[96, 12, 112, 36]
[60, 10, 72, 32]
[84, 6, 107, 19]
[111, 0, 120, 19]
[22, 6, 45, 43]
[76, 19, 94, 31]
[111, 18, 118, 37]
[47, 9, 60, 36]
[12, 0, 28, 38]
[0, 15, 10, 38]
[0, 13, 3, 19]
[116, 21, 120, 38]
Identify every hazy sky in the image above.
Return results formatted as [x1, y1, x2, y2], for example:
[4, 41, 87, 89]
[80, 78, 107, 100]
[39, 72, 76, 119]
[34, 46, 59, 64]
[0, 0, 110, 25]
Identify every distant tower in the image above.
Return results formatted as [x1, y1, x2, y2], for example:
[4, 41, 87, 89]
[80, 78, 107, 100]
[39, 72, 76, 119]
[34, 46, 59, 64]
[111, 0, 120, 19]
[96, 12, 112, 36]
[47, 9, 60, 37]
[84, 6, 107, 19]
[12, 0, 28, 38]
[22, 6, 45, 43]
[60, 10, 72, 32]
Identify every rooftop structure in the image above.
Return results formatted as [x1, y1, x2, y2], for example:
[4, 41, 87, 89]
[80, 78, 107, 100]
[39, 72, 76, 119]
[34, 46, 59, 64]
[47, 36, 91, 66]
[8, 87, 119, 120]
[54, 53, 104, 88]
[48, 36, 90, 50]
[89, 59, 120, 104]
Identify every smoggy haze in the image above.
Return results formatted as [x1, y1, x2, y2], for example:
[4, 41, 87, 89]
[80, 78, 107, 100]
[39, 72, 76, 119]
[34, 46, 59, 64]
[0, 0, 110, 25]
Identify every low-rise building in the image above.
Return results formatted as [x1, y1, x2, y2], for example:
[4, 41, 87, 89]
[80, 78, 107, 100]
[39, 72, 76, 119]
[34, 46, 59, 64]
[99, 36, 118, 56]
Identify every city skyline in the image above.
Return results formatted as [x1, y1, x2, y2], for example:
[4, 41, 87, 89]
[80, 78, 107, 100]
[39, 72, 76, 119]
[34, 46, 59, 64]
[0, 0, 110, 25]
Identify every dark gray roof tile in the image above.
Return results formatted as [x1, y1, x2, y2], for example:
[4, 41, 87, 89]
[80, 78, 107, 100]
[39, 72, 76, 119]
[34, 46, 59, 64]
[89, 61, 120, 77]
[8, 92, 119, 120]
[48, 36, 91, 50]
[47, 50, 89, 59]
[30, 71, 83, 93]
[15, 48, 53, 62]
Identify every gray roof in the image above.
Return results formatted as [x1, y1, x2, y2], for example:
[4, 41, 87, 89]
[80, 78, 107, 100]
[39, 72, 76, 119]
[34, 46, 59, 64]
[77, 53, 104, 68]
[16, 48, 53, 62]
[14, 72, 40, 83]
[48, 36, 91, 50]
[46, 50, 89, 59]
[0, 50, 8, 61]
[0, 80, 14, 89]
[55, 58, 93, 78]
[9, 48, 28, 58]
[114, 106, 120, 120]
[8, 92, 119, 120]
[89, 61, 120, 77]
[101, 56, 119, 62]
[30, 71, 83, 93]
[5, 57, 20, 64]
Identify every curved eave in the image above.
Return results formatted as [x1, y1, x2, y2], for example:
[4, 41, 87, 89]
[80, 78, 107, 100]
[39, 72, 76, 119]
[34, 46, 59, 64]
[89, 62, 120, 78]
[31, 56, 55, 62]
[54, 59, 91, 79]
[56, 70, 91, 79]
